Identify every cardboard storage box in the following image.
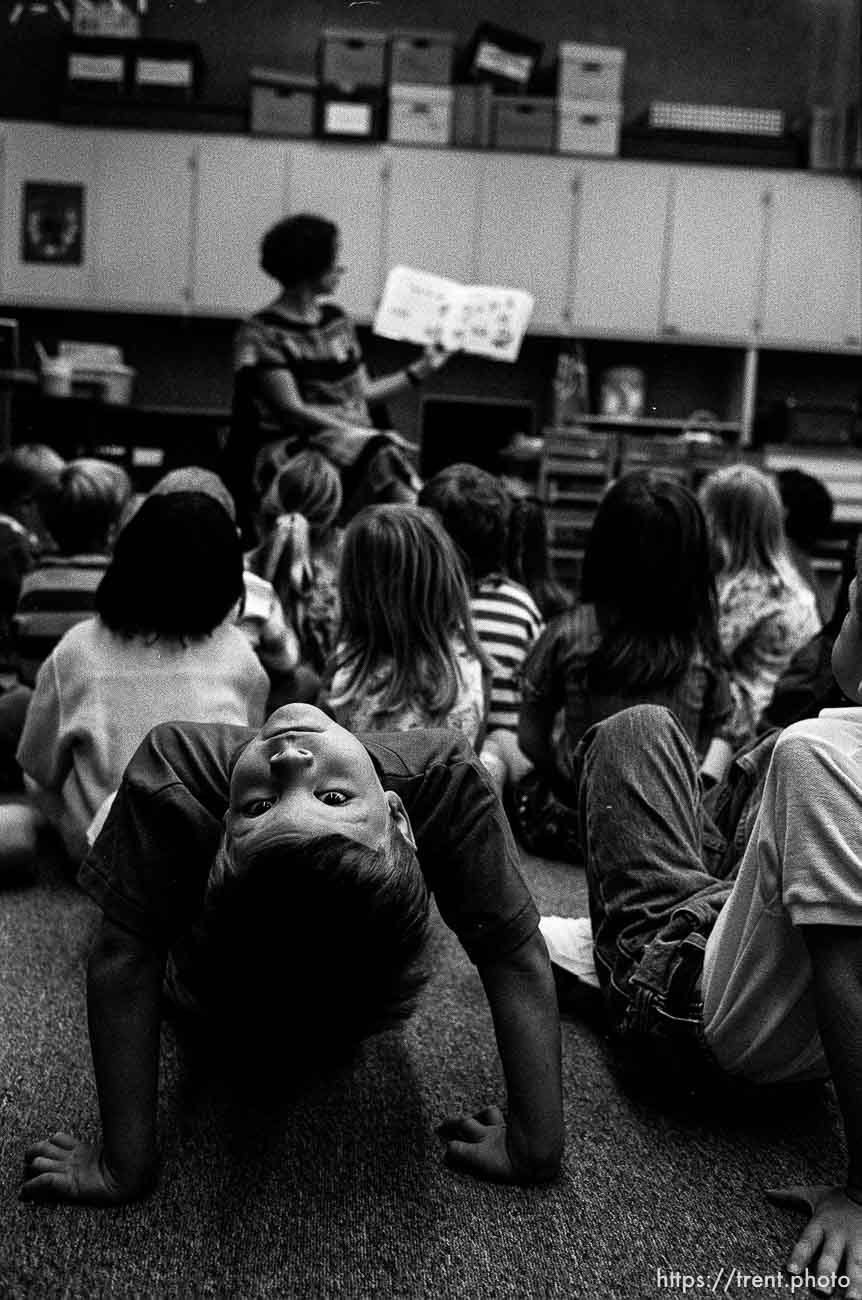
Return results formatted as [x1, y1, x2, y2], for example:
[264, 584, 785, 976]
[452, 83, 494, 147]
[390, 30, 456, 85]
[388, 84, 453, 145]
[250, 69, 317, 137]
[466, 23, 543, 92]
[320, 28, 387, 89]
[318, 86, 386, 140]
[492, 96, 556, 152]
[63, 38, 129, 100]
[559, 43, 625, 102]
[130, 41, 201, 102]
[558, 100, 622, 155]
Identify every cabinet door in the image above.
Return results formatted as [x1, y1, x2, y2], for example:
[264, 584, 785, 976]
[286, 143, 387, 321]
[476, 156, 575, 333]
[0, 122, 97, 303]
[384, 149, 479, 283]
[569, 161, 671, 336]
[662, 168, 767, 340]
[193, 137, 288, 315]
[91, 132, 195, 308]
[761, 175, 862, 349]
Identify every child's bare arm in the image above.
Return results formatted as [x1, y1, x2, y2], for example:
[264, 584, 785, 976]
[440, 929, 563, 1184]
[21, 919, 165, 1205]
[771, 925, 862, 1296]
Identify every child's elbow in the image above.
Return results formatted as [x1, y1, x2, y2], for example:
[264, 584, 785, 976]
[87, 919, 164, 990]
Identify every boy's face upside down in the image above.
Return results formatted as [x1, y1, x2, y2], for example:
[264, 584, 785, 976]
[225, 703, 415, 866]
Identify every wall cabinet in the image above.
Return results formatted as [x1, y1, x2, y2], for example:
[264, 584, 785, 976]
[286, 144, 387, 321]
[476, 156, 575, 332]
[0, 124, 195, 309]
[0, 123, 98, 304]
[193, 138, 288, 315]
[760, 174, 862, 350]
[383, 150, 479, 285]
[91, 132, 195, 310]
[568, 162, 670, 337]
[661, 168, 768, 340]
[1, 122, 859, 432]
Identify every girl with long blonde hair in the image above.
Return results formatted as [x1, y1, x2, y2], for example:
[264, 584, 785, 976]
[324, 504, 491, 743]
[698, 462, 821, 766]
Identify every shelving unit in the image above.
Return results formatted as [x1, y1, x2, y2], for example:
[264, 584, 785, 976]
[538, 425, 744, 590]
[537, 430, 617, 591]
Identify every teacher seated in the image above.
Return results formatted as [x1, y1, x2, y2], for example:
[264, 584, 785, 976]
[224, 212, 450, 540]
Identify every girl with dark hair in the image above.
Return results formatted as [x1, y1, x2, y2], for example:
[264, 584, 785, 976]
[16, 492, 269, 863]
[224, 212, 451, 540]
[481, 470, 732, 859]
[323, 504, 491, 743]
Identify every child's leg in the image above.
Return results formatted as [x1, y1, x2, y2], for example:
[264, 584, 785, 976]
[479, 729, 533, 799]
[576, 705, 731, 1015]
[701, 717, 862, 1085]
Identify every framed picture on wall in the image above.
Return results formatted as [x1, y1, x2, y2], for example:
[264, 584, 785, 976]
[20, 182, 85, 265]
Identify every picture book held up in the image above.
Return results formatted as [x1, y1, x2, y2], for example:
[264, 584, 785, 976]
[373, 266, 534, 363]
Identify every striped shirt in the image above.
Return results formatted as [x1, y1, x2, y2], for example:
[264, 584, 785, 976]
[13, 553, 109, 686]
[471, 576, 544, 732]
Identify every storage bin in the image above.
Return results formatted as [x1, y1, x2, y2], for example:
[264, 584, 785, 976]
[452, 83, 494, 147]
[557, 100, 622, 156]
[63, 39, 129, 100]
[390, 30, 456, 85]
[388, 84, 453, 146]
[130, 41, 201, 102]
[250, 69, 317, 137]
[558, 43, 625, 102]
[320, 28, 387, 89]
[466, 23, 543, 92]
[492, 97, 556, 153]
[318, 86, 386, 140]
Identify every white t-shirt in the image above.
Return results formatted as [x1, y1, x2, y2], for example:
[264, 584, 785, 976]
[17, 616, 269, 857]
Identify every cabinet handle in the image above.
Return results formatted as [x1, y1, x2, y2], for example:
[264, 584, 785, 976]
[845, 335, 860, 346]
[661, 323, 680, 336]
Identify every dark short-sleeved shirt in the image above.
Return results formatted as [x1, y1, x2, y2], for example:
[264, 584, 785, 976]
[78, 721, 539, 968]
[522, 603, 733, 796]
[233, 300, 372, 440]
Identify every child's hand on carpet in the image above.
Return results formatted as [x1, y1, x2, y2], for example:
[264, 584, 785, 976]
[766, 1184, 862, 1298]
[20, 1132, 154, 1205]
[438, 1106, 541, 1185]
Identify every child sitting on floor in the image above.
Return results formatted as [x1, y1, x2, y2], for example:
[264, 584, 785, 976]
[557, 531, 862, 1291]
[481, 470, 732, 861]
[323, 504, 490, 745]
[14, 458, 132, 687]
[0, 445, 65, 688]
[148, 466, 300, 693]
[698, 462, 821, 781]
[14, 490, 269, 863]
[759, 529, 860, 732]
[418, 464, 544, 736]
[247, 449, 343, 686]
[20, 702, 563, 1203]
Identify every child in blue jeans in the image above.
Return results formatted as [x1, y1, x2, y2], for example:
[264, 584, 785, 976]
[572, 535, 862, 1295]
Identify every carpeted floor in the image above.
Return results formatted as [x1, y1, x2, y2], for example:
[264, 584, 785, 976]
[0, 848, 846, 1300]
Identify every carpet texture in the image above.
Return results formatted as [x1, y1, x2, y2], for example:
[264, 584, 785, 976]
[0, 850, 845, 1300]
